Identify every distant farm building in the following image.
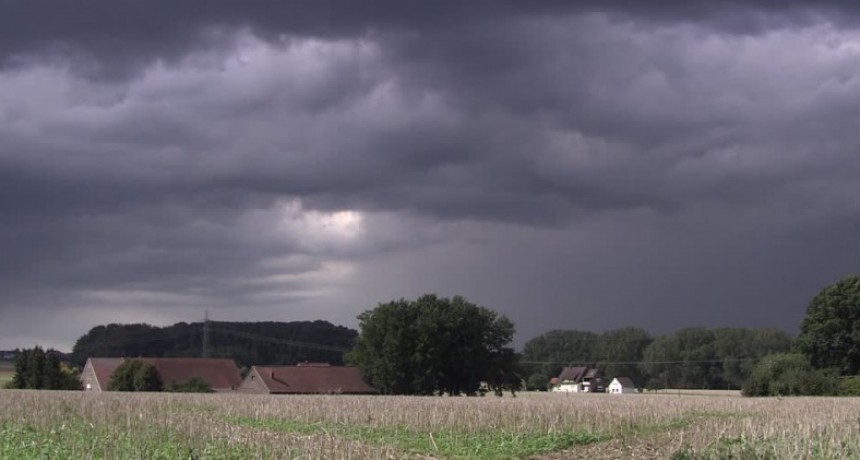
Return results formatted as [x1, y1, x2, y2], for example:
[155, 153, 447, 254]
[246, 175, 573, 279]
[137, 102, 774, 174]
[240, 363, 378, 394]
[608, 377, 637, 394]
[81, 357, 242, 392]
[552, 366, 605, 393]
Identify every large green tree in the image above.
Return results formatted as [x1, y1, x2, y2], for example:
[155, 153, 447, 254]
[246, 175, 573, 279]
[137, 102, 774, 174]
[347, 294, 517, 396]
[795, 275, 860, 375]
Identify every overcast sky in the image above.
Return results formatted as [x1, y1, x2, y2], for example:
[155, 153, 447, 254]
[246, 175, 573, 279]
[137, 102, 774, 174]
[1, 1, 858, 351]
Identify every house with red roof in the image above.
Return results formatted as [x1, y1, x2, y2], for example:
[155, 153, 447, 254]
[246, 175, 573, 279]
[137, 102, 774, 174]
[81, 357, 242, 392]
[239, 362, 377, 394]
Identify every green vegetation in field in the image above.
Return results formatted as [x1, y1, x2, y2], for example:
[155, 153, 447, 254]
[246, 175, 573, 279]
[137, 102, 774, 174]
[4, 391, 860, 459]
[0, 419, 255, 460]
[226, 415, 603, 459]
[671, 435, 860, 460]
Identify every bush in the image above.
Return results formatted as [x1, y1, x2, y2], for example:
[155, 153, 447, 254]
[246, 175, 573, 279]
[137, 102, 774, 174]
[133, 363, 163, 392]
[108, 360, 163, 392]
[166, 377, 212, 393]
[839, 376, 860, 396]
[742, 353, 837, 397]
[526, 373, 549, 391]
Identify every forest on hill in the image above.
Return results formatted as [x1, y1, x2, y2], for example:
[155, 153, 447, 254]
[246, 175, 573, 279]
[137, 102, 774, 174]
[71, 320, 357, 369]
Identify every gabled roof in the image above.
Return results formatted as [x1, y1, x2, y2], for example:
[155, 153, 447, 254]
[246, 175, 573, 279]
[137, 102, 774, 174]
[558, 366, 588, 382]
[612, 377, 636, 388]
[86, 358, 124, 391]
[139, 358, 242, 390]
[249, 365, 378, 394]
[584, 368, 603, 379]
[85, 357, 242, 391]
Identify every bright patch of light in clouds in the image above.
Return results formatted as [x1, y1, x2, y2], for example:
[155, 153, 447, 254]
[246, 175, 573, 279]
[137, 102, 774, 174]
[275, 199, 364, 249]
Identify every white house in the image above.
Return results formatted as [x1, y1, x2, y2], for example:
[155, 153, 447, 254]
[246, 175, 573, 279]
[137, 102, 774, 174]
[608, 377, 636, 394]
[552, 367, 605, 393]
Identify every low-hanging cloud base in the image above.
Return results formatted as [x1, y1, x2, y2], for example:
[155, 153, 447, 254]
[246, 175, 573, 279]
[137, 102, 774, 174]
[1, 1, 858, 350]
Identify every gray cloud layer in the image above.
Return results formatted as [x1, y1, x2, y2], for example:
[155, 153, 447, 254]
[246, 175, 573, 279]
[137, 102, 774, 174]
[1, 1, 858, 349]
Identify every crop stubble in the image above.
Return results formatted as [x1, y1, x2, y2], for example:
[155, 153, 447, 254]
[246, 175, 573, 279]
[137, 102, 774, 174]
[1, 390, 859, 459]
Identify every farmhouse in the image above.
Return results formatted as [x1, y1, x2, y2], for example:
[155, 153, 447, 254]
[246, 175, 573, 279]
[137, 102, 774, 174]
[81, 357, 242, 392]
[551, 366, 605, 393]
[608, 377, 637, 394]
[240, 362, 378, 394]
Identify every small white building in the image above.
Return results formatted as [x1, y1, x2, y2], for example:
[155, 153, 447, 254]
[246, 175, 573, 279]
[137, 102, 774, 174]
[608, 377, 637, 394]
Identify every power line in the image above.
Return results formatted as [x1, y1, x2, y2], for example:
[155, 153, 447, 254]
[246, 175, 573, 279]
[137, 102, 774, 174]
[519, 357, 760, 366]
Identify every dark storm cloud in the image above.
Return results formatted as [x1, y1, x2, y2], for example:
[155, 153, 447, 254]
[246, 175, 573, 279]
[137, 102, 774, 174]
[2, 1, 860, 74]
[1, 1, 859, 349]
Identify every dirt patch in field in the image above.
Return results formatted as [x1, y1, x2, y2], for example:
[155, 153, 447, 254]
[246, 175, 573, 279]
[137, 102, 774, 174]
[534, 430, 690, 459]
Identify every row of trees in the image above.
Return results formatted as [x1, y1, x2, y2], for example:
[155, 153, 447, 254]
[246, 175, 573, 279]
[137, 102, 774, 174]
[521, 327, 792, 390]
[345, 275, 858, 396]
[5, 347, 80, 390]
[7, 275, 857, 397]
[71, 320, 356, 368]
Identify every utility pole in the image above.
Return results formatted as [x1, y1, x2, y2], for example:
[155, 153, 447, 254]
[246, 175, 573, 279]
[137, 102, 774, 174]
[202, 310, 210, 358]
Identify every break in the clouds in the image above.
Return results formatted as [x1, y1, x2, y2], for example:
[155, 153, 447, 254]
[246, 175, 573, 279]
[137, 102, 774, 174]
[1, 1, 858, 350]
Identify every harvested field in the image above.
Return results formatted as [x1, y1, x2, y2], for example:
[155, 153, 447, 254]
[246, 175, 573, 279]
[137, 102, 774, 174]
[1, 390, 859, 459]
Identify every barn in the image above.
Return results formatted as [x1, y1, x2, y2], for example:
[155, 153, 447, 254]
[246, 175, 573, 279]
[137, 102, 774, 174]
[239, 363, 377, 394]
[81, 357, 242, 392]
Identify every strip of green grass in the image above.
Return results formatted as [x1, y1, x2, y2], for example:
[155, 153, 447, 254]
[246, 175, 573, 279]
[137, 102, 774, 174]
[226, 415, 605, 459]
[0, 419, 262, 460]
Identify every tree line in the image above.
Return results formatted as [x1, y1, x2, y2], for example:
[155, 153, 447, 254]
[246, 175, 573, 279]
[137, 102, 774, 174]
[71, 320, 357, 369]
[520, 326, 792, 391]
[347, 275, 860, 397]
[4, 347, 80, 390]
[7, 274, 860, 397]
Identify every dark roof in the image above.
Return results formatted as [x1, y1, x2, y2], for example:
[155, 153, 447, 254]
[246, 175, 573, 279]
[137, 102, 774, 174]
[251, 365, 378, 394]
[613, 377, 636, 388]
[584, 368, 603, 379]
[87, 357, 242, 391]
[139, 358, 242, 390]
[558, 366, 588, 382]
